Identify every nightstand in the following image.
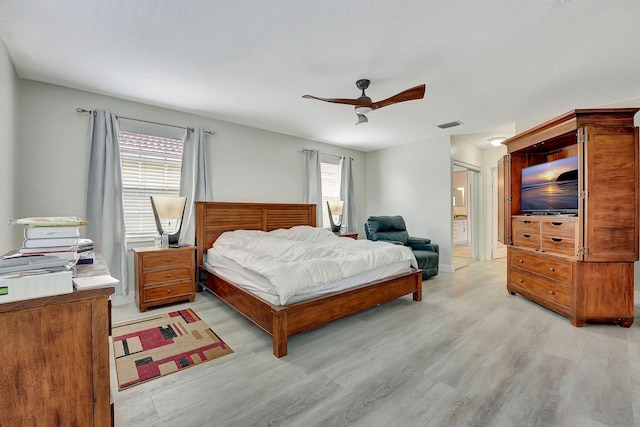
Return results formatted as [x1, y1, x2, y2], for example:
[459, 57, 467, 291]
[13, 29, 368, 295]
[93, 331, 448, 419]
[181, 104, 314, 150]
[336, 232, 358, 239]
[133, 246, 196, 312]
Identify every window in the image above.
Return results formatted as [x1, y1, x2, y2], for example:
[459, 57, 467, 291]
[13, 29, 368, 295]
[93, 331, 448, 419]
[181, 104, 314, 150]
[320, 157, 341, 228]
[119, 131, 183, 242]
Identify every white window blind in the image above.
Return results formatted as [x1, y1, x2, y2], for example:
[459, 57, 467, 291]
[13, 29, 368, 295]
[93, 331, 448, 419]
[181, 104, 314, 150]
[119, 131, 183, 242]
[321, 160, 341, 228]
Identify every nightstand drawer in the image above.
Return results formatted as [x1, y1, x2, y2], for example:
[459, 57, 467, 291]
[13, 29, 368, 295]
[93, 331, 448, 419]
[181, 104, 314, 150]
[143, 266, 193, 286]
[144, 281, 193, 302]
[142, 252, 193, 269]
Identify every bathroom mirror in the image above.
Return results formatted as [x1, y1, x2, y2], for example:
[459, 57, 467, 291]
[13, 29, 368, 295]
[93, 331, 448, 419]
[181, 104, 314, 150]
[453, 187, 465, 207]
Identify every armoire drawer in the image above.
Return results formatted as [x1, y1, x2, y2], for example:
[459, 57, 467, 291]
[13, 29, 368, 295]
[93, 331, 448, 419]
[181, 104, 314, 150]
[509, 248, 573, 283]
[509, 267, 570, 308]
[513, 232, 541, 250]
[540, 237, 577, 258]
[512, 218, 540, 234]
[541, 220, 577, 240]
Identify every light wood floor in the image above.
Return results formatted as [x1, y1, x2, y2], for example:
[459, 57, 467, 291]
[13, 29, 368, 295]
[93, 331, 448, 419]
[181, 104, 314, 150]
[110, 260, 640, 427]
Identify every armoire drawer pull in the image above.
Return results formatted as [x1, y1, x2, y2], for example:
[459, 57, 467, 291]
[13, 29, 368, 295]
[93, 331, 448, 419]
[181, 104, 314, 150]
[166, 274, 171, 278]
[523, 234, 531, 238]
[519, 259, 524, 263]
[551, 222, 563, 226]
[549, 267, 555, 272]
[549, 290, 555, 295]
[551, 238, 563, 242]
[518, 279, 523, 283]
[166, 258, 172, 262]
[167, 289, 172, 293]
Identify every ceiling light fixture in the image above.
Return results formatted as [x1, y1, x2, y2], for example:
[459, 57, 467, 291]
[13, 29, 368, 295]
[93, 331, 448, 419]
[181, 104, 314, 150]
[354, 105, 373, 115]
[488, 137, 507, 147]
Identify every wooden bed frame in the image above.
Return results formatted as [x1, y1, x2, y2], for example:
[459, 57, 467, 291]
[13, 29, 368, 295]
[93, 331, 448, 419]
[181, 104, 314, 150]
[195, 201, 422, 357]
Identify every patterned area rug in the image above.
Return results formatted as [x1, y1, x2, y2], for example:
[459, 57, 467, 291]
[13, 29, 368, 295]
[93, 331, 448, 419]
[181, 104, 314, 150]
[112, 308, 233, 390]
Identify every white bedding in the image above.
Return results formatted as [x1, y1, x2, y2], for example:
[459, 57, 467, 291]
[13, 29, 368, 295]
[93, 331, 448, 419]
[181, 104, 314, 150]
[206, 226, 418, 305]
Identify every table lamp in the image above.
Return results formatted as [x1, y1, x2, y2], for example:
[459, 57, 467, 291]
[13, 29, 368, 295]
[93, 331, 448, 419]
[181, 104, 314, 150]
[327, 200, 344, 233]
[150, 196, 187, 247]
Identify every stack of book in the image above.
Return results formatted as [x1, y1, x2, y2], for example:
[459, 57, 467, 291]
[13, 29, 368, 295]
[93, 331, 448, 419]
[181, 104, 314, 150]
[19, 226, 81, 263]
[10, 216, 89, 267]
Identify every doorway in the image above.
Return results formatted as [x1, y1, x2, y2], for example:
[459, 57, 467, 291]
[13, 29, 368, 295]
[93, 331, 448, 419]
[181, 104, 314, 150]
[453, 163, 480, 269]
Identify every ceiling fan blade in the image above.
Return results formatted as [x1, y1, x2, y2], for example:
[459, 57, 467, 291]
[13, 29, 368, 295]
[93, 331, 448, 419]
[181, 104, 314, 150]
[371, 84, 426, 110]
[302, 94, 371, 107]
[355, 113, 368, 125]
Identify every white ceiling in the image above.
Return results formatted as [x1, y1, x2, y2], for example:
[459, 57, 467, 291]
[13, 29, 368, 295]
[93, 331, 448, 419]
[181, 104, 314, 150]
[1, 0, 639, 152]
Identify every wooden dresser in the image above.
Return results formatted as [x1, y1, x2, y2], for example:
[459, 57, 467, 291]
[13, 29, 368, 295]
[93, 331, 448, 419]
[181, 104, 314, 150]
[134, 245, 196, 312]
[0, 253, 114, 426]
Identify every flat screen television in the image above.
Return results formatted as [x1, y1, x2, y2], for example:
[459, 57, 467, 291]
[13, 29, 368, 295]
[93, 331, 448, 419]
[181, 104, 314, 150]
[521, 156, 579, 215]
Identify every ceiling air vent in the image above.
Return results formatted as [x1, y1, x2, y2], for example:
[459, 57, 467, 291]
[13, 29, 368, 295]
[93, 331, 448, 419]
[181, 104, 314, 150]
[437, 120, 463, 129]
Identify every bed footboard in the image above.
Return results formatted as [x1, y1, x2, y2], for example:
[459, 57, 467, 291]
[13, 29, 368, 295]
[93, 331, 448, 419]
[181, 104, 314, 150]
[199, 266, 422, 357]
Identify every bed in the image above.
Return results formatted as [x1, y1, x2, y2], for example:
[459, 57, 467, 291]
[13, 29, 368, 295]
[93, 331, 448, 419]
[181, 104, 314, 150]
[195, 201, 423, 357]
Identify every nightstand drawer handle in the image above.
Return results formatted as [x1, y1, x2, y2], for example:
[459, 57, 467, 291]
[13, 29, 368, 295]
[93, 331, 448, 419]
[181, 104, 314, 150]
[167, 289, 172, 293]
[518, 279, 523, 283]
[166, 274, 171, 278]
[549, 267, 555, 272]
[166, 258, 172, 262]
[518, 259, 524, 263]
[549, 290, 555, 295]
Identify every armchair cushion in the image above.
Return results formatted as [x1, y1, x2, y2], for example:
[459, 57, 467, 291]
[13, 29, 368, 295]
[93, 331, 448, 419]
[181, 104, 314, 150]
[407, 236, 431, 245]
[409, 241, 439, 253]
[365, 215, 409, 244]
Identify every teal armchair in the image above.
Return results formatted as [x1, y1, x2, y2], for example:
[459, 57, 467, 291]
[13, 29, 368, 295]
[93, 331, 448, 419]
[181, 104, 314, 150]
[365, 215, 439, 279]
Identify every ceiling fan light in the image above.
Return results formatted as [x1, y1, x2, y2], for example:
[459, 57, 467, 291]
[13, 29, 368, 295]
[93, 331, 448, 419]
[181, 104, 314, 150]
[489, 137, 507, 147]
[354, 106, 372, 115]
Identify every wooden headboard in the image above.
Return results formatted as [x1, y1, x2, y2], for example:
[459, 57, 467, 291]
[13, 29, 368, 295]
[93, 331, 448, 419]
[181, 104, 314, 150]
[195, 202, 317, 267]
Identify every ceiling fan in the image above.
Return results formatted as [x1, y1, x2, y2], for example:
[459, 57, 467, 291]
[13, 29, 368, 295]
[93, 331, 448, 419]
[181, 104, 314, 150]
[302, 79, 426, 125]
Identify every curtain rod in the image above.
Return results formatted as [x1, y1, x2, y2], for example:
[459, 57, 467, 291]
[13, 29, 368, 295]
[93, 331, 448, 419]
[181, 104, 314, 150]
[75, 108, 215, 135]
[302, 148, 354, 161]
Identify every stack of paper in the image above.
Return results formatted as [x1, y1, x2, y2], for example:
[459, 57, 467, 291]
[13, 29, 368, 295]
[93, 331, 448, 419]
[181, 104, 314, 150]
[0, 256, 73, 303]
[72, 275, 119, 290]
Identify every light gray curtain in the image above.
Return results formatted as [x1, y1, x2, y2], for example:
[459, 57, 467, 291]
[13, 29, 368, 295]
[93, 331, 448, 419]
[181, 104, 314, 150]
[179, 128, 211, 245]
[303, 149, 323, 226]
[340, 156, 356, 233]
[85, 110, 129, 295]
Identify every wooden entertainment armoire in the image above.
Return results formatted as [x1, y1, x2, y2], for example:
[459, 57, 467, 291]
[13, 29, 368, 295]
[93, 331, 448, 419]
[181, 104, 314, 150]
[499, 108, 639, 327]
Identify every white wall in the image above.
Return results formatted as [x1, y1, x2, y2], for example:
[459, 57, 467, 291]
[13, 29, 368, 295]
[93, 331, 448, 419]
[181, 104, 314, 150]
[15, 80, 368, 297]
[365, 136, 454, 272]
[0, 39, 18, 255]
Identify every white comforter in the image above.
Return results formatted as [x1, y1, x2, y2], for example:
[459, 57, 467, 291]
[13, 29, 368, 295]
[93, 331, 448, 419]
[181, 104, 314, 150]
[211, 226, 418, 305]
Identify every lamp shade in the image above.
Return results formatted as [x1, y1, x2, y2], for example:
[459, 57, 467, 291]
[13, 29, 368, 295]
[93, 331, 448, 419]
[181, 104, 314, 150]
[151, 196, 187, 218]
[327, 200, 344, 216]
